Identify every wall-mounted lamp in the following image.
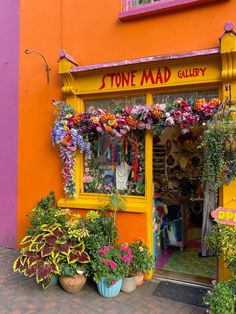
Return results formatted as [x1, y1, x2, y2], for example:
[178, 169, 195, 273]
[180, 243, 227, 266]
[24, 49, 51, 84]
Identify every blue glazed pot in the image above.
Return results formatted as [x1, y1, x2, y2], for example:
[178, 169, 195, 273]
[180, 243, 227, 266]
[49, 275, 59, 286]
[97, 277, 122, 297]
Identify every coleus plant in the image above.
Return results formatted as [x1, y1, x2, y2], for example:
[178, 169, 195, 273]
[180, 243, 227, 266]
[13, 223, 90, 289]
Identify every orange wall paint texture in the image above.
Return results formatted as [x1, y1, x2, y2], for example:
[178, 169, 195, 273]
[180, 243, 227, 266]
[18, 0, 236, 244]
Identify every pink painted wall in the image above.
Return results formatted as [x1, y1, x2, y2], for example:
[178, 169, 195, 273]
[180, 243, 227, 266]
[0, 1, 19, 248]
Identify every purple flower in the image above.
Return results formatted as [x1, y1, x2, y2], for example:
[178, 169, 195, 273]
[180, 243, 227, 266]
[71, 128, 78, 146]
[84, 143, 91, 156]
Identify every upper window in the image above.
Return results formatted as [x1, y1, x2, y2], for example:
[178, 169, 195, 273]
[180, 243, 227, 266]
[124, 0, 159, 10]
[119, 0, 224, 20]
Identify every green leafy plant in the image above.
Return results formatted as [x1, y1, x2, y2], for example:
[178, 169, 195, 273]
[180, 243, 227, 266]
[205, 223, 236, 275]
[82, 195, 126, 258]
[91, 245, 130, 286]
[201, 110, 236, 190]
[83, 211, 118, 258]
[13, 223, 90, 289]
[204, 223, 236, 313]
[204, 280, 236, 314]
[201, 129, 225, 191]
[129, 239, 153, 275]
[59, 262, 89, 277]
[27, 192, 69, 235]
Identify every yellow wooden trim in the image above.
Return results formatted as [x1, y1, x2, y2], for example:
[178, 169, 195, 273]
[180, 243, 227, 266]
[58, 194, 147, 213]
[145, 92, 153, 279]
[221, 31, 236, 81]
[59, 58, 77, 95]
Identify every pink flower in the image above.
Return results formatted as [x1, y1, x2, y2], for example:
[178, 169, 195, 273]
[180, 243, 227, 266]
[103, 259, 109, 265]
[83, 175, 93, 183]
[96, 126, 103, 133]
[124, 105, 132, 114]
[119, 129, 127, 135]
[145, 123, 152, 130]
[164, 116, 175, 127]
[120, 244, 127, 250]
[109, 261, 117, 269]
[99, 246, 110, 255]
[115, 132, 123, 138]
[121, 255, 131, 265]
[111, 280, 116, 285]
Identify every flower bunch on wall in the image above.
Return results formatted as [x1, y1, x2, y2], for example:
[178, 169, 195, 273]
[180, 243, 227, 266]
[52, 98, 220, 197]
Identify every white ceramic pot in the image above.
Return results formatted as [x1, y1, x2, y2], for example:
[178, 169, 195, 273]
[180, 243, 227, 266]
[121, 276, 136, 293]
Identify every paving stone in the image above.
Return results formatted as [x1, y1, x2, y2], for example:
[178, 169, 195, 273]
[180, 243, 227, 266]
[0, 247, 207, 314]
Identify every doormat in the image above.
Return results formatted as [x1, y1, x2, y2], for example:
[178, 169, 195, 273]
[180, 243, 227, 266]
[152, 281, 208, 307]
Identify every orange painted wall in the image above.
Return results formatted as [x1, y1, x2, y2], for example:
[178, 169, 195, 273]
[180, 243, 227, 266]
[17, 1, 64, 243]
[61, 0, 236, 64]
[18, 0, 235, 245]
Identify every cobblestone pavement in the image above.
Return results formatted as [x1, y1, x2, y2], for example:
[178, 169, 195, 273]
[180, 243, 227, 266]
[0, 247, 206, 314]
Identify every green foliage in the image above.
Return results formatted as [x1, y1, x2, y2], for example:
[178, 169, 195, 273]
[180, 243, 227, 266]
[13, 223, 90, 289]
[201, 129, 225, 191]
[205, 223, 236, 275]
[59, 262, 89, 277]
[129, 240, 153, 275]
[204, 223, 236, 313]
[204, 281, 236, 314]
[27, 192, 69, 235]
[83, 195, 126, 258]
[83, 213, 118, 258]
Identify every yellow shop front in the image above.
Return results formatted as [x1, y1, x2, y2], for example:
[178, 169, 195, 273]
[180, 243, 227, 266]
[57, 28, 236, 284]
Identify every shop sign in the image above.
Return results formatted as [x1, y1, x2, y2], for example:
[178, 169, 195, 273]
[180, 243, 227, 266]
[99, 66, 207, 90]
[72, 58, 220, 94]
[211, 207, 236, 226]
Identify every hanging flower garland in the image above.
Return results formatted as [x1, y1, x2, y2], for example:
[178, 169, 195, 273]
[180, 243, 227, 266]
[52, 98, 221, 197]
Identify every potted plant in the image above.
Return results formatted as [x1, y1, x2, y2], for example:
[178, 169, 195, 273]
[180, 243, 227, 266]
[204, 222, 236, 313]
[117, 243, 136, 293]
[13, 223, 90, 289]
[91, 245, 129, 297]
[204, 280, 236, 314]
[59, 262, 89, 294]
[129, 239, 153, 286]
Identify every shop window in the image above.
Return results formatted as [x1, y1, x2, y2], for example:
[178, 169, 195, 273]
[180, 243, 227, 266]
[84, 96, 146, 196]
[119, 0, 224, 20]
[153, 89, 218, 104]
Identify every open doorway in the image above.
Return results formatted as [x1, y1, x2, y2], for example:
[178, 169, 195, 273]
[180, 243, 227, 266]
[152, 92, 218, 286]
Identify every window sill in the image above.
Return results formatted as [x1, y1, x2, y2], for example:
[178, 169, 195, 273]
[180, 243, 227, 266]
[58, 193, 147, 213]
[119, 0, 226, 21]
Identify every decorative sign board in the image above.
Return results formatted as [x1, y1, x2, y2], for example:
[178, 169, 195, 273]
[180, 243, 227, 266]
[211, 207, 236, 226]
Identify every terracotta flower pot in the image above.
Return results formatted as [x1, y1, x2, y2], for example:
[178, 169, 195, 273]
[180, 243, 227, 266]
[59, 274, 87, 293]
[121, 276, 136, 293]
[134, 273, 144, 287]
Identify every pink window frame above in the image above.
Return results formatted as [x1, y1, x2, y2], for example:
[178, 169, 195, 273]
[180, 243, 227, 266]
[119, 0, 228, 20]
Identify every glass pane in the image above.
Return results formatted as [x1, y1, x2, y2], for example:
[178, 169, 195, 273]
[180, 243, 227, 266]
[153, 89, 218, 105]
[85, 96, 146, 112]
[131, 0, 160, 7]
[84, 97, 146, 196]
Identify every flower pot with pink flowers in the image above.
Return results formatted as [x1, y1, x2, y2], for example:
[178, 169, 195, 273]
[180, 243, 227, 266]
[129, 239, 153, 287]
[91, 245, 132, 297]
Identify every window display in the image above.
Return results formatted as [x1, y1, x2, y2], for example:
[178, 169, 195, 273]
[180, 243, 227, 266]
[83, 131, 145, 195]
[84, 97, 146, 196]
